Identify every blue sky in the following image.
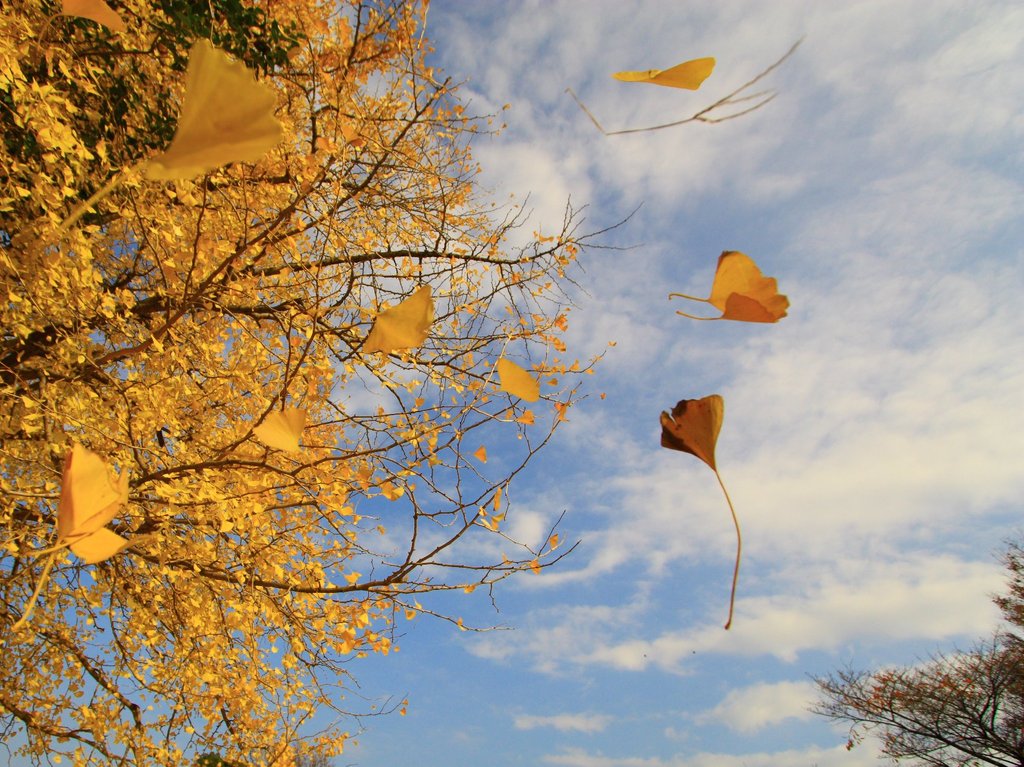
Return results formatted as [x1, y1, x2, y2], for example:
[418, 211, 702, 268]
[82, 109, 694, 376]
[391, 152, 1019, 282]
[344, 2, 1024, 766]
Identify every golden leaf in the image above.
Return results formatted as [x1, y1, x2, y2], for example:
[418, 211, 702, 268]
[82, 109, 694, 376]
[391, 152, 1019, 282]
[61, 0, 126, 33]
[659, 395, 723, 471]
[671, 251, 789, 323]
[473, 445, 487, 463]
[254, 407, 306, 452]
[497, 357, 539, 402]
[363, 285, 434, 354]
[57, 444, 130, 563]
[659, 395, 742, 630]
[613, 57, 715, 90]
[57, 444, 128, 540]
[146, 39, 283, 180]
[379, 481, 405, 501]
[69, 527, 129, 564]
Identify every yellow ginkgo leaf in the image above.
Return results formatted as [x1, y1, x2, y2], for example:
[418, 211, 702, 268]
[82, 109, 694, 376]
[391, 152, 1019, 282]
[57, 443, 129, 542]
[61, 0, 126, 33]
[473, 445, 487, 463]
[659, 395, 723, 471]
[69, 527, 129, 565]
[254, 407, 306, 452]
[363, 285, 433, 354]
[380, 481, 405, 501]
[660, 395, 741, 630]
[146, 39, 283, 181]
[497, 357, 540, 402]
[613, 57, 715, 90]
[671, 251, 789, 323]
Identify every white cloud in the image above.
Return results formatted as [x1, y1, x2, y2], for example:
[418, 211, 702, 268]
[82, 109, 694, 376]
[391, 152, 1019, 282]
[694, 680, 818, 734]
[468, 553, 1004, 673]
[515, 712, 613, 733]
[542, 743, 879, 767]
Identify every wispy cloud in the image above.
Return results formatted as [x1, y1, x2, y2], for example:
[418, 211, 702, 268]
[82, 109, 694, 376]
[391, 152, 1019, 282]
[542, 743, 880, 767]
[515, 712, 614, 733]
[693, 680, 818, 733]
[469, 554, 1004, 672]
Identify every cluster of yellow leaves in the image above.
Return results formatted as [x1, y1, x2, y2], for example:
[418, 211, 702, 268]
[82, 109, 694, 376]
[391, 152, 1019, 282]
[1, 0, 590, 763]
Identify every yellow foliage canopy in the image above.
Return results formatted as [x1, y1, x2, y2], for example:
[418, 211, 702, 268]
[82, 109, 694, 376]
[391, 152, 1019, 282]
[0, 0, 591, 763]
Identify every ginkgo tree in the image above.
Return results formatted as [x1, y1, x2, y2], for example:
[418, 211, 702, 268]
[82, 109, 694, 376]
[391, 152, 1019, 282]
[0, 1, 590, 764]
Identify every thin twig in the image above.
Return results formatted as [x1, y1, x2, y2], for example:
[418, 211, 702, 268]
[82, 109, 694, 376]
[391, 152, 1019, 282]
[568, 38, 803, 136]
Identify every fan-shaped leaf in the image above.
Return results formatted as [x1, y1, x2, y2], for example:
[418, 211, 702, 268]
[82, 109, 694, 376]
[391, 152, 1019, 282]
[659, 395, 723, 471]
[57, 444, 128, 540]
[254, 407, 306, 453]
[146, 39, 283, 180]
[69, 527, 129, 564]
[613, 57, 715, 90]
[57, 444, 129, 563]
[671, 251, 788, 323]
[363, 286, 434, 354]
[497, 357, 540, 402]
[61, 0, 126, 32]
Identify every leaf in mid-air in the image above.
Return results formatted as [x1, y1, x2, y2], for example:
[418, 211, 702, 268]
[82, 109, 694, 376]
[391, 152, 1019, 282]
[363, 286, 434, 354]
[497, 357, 540, 402]
[254, 407, 307, 452]
[671, 251, 788, 323]
[660, 395, 742, 630]
[659, 395, 723, 470]
[61, 0, 126, 32]
[57, 444, 130, 563]
[70, 527, 129, 564]
[146, 39, 283, 180]
[612, 57, 715, 90]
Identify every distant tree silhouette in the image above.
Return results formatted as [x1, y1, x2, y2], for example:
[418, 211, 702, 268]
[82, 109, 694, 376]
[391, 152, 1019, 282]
[815, 541, 1024, 767]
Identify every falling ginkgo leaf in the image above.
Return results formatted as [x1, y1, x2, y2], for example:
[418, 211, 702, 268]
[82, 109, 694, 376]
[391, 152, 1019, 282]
[613, 56, 715, 90]
[473, 445, 487, 463]
[660, 395, 723, 470]
[70, 527, 130, 564]
[670, 251, 789, 323]
[363, 285, 433, 354]
[660, 395, 742, 630]
[146, 39, 283, 180]
[254, 407, 306, 452]
[57, 443, 130, 564]
[497, 357, 540, 402]
[61, 0, 126, 33]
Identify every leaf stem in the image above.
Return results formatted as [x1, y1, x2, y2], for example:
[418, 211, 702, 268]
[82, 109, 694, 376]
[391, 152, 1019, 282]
[57, 166, 131, 235]
[9, 553, 56, 634]
[714, 469, 741, 630]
